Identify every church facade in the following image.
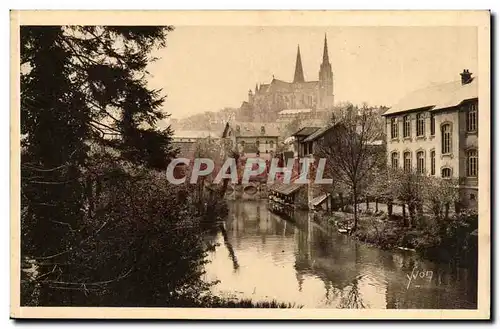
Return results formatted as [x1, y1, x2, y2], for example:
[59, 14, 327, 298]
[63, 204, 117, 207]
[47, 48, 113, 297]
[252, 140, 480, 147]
[239, 35, 335, 122]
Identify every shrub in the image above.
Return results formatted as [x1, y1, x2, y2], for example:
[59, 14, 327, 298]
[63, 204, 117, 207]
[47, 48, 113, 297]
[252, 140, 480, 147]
[414, 210, 478, 264]
[21, 165, 220, 307]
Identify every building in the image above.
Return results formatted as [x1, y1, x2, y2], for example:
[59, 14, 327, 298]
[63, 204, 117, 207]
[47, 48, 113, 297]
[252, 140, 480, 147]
[171, 130, 220, 158]
[240, 35, 334, 122]
[221, 122, 281, 159]
[382, 69, 478, 208]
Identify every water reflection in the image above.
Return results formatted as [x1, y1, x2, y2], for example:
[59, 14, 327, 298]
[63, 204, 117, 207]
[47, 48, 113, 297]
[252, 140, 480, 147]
[203, 200, 477, 309]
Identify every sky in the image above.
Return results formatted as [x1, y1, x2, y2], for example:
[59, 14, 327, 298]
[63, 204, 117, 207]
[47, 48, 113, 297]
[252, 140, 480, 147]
[146, 26, 478, 119]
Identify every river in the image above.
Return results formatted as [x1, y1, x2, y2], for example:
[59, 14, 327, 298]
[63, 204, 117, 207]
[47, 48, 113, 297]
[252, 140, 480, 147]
[203, 200, 477, 309]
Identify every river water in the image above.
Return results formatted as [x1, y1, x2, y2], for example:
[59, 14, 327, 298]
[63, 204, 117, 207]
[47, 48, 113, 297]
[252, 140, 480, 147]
[203, 200, 477, 309]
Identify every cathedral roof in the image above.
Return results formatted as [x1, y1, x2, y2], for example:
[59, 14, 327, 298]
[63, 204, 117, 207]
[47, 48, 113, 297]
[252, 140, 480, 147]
[258, 78, 319, 94]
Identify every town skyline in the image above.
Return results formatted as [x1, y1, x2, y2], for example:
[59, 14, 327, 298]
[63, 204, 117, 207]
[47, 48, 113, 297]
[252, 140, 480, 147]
[147, 26, 478, 119]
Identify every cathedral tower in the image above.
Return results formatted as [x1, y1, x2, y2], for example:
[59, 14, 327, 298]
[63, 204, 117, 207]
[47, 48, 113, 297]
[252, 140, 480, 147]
[318, 34, 334, 108]
[293, 45, 305, 83]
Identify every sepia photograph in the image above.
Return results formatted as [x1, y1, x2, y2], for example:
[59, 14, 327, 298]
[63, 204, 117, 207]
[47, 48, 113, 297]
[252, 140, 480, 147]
[10, 10, 490, 319]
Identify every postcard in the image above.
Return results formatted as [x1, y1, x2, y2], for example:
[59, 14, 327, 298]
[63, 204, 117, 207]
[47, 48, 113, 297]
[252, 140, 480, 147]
[10, 10, 490, 320]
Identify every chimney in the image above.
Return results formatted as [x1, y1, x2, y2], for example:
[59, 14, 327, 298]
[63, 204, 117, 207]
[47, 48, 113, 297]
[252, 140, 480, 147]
[460, 69, 473, 85]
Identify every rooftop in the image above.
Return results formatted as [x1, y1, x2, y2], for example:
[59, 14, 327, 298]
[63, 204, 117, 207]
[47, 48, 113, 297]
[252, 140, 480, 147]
[383, 77, 478, 116]
[278, 108, 313, 115]
[224, 121, 282, 137]
[303, 125, 335, 142]
[269, 182, 304, 196]
[259, 78, 319, 94]
[292, 126, 321, 137]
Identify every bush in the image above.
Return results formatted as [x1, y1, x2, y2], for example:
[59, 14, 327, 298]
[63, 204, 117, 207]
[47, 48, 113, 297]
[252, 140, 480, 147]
[413, 210, 478, 264]
[353, 220, 402, 249]
[21, 164, 221, 307]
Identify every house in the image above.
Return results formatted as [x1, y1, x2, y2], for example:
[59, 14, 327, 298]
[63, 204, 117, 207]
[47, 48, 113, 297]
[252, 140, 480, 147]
[171, 130, 220, 158]
[291, 126, 335, 158]
[382, 69, 478, 208]
[221, 122, 281, 158]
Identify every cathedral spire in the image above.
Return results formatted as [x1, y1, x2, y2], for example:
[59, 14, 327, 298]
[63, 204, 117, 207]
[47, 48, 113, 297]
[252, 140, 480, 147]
[322, 33, 329, 63]
[293, 45, 305, 83]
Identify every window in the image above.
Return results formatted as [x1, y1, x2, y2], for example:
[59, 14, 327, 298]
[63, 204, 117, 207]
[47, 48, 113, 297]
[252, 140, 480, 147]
[441, 124, 452, 154]
[416, 151, 425, 174]
[467, 103, 477, 132]
[390, 118, 398, 139]
[467, 149, 478, 177]
[269, 140, 274, 149]
[403, 152, 411, 172]
[430, 150, 436, 175]
[470, 193, 476, 201]
[403, 115, 411, 138]
[416, 113, 425, 137]
[441, 167, 452, 178]
[391, 152, 399, 169]
[256, 140, 260, 149]
[430, 113, 435, 136]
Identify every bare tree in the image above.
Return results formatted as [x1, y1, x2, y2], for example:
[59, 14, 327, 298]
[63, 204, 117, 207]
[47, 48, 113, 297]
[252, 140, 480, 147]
[316, 104, 385, 232]
[424, 176, 460, 220]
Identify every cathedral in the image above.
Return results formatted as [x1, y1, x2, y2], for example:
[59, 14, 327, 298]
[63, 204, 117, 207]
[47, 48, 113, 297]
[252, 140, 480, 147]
[239, 35, 334, 122]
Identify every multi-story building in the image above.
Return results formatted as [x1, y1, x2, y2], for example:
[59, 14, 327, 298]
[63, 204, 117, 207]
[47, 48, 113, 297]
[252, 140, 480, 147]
[221, 121, 281, 159]
[382, 69, 478, 208]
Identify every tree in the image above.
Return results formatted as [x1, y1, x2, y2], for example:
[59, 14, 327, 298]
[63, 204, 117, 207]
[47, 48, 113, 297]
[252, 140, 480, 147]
[21, 26, 176, 256]
[20, 26, 187, 306]
[315, 104, 385, 232]
[389, 168, 427, 227]
[424, 176, 460, 220]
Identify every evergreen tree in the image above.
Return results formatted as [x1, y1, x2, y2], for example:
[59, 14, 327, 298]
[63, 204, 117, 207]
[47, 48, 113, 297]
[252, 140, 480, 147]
[21, 25, 175, 257]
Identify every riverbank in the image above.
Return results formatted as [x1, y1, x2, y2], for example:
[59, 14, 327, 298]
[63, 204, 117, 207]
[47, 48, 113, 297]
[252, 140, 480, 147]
[312, 207, 478, 266]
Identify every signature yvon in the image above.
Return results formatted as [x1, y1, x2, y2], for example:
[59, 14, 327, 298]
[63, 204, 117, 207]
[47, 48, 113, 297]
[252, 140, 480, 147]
[406, 267, 433, 289]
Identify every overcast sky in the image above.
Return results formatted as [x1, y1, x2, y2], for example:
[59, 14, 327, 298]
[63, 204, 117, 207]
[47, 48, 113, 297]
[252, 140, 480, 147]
[147, 26, 477, 119]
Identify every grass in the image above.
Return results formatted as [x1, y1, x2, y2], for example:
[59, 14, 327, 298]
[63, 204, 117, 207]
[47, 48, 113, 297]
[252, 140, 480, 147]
[208, 298, 302, 308]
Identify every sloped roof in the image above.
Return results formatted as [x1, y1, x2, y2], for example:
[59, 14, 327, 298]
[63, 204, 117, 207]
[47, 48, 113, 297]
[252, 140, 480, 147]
[265, 79, 292, 93]
[310, 193, 330, 207]
[296, 81, 319, 90]
[292, 126, 321, 137]
[269, 182, 304, 196]
[229, 121, 282, 137]
[384, 78, 478, 116]
[258, 78, 319, 94]
[303, 125, 335, 142]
